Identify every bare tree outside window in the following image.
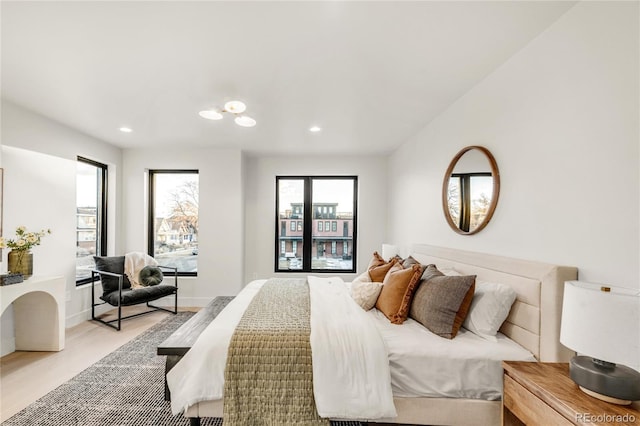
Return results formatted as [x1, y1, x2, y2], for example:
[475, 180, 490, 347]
[149, 171, 199, 274]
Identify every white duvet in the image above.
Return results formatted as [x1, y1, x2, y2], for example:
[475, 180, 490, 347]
[166, 277, 397, 420]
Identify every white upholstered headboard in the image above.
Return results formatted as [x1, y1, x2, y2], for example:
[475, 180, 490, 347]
[410, 244, 578, 362]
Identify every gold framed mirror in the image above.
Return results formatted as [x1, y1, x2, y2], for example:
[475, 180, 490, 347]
[442, 146, 500, 235]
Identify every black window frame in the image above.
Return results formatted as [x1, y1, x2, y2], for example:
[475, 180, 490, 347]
[148, 169, 199, 277]
[76, 156, 108, 286]
[450, 172, 492, 232]
[275, 176, 358, 273]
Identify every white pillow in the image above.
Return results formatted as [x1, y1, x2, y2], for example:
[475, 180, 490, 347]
[463, 280, 517, 341]
[350, 272, 383, 311]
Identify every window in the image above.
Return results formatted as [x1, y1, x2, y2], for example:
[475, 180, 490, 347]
[148, 170, 199, 275]
[297, 221, 302, 231]
[276, 176, 357, 272]
[290, 221, 296, 231]
[447, 172, 493, 232]
[76, 157, 107, 285]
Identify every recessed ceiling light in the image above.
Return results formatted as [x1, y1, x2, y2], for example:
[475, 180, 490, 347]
[119, 127, 133, 133]
[199, 110, 223, 120]
[309, 126, 322, 133]
[224, 100, 247, 114]
[235, 116, 256, 127]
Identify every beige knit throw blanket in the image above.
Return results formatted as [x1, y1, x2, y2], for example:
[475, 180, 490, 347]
[223, 278, 329, 426]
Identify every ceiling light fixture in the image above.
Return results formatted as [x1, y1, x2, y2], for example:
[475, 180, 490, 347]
[224, 100, 247, 114]
[235, 116, 257, 128]
[198, 99, 256, 127]
[199, 110, 223, 120]
[309, 126, 322, 132]
[119, 127, 133, 133]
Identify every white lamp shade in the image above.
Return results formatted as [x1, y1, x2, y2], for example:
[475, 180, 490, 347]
[561, 281, 640, 369]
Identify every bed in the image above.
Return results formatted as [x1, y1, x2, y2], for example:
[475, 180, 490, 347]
[169, 244, 578, 426]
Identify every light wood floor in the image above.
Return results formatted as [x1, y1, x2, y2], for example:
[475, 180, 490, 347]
[0, 307, 198, 422]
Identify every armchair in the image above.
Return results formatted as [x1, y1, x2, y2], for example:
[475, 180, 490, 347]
[91, 256, 178, 330]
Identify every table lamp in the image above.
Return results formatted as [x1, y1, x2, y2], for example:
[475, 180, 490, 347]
[560, 281, 640, 405]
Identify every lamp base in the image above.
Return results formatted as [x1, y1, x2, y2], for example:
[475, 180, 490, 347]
[569, 356, 640, 405]
[579, 385, 632, 406]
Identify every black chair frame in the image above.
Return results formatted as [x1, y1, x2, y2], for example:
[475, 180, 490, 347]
[91, 265, 178, 331]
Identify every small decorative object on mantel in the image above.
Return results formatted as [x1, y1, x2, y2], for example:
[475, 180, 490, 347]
[0, 273, 24, 286]
[0, 226, 52, 279]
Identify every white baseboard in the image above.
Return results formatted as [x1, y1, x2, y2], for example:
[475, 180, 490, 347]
[0, 337, 16, 357]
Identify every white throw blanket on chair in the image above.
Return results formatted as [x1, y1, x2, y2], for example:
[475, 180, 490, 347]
[124, 252, 158, 288]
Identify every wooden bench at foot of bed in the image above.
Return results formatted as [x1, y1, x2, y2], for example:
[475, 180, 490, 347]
[157, 296, 234, 401]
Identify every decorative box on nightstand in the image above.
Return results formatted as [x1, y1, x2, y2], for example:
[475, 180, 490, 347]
[502, 361, 640, 425]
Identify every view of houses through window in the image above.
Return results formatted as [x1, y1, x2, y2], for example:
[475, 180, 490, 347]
[149, 170, 199, 274]
[75, 157, 107, 284]
[276, 176, 357, 272]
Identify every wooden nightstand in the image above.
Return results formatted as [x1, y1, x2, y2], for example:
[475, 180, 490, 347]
[502, 361, 640, 425]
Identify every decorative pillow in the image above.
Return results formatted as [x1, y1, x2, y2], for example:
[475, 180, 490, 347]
[463, 280, 517, 341]
[368, 258, 398, 282]
[367, 251, 396, 283]
[375, 263, 423, 324]
[350, 272, 383, 311]
[409, 264, 476, 339]
[139, 265, 164, 287]
[401, 256, 421, 269]
[351, 271, 372, 285]
[93, 256, 132, 294]
[367, 251, 387, 269]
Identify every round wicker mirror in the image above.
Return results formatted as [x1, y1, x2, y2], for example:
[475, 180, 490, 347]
[442, 146, 500, 235]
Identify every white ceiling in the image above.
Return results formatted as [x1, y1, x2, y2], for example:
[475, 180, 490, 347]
[1, 1, 575, 155]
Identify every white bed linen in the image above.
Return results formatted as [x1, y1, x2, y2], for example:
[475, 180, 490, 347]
[308, 276, 396, 419]
[367, 308, 536, 400]
[167, 279, 265, 415]
[167, 278, 396, 420]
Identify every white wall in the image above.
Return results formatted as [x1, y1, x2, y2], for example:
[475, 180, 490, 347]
[123, 147, 244, 304]
[244, 154, 388, 282]
[388, 1, 639, 290]
[0, 101, 124, 354]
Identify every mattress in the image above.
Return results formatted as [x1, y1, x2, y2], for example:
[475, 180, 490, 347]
[366, 307, 536, 400]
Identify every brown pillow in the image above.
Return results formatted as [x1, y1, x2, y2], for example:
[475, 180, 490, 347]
[368, 260, 397, 282]
[409, 264, 475, 339]
[367, 251, 387, 269]
[375, 263, 423, 324]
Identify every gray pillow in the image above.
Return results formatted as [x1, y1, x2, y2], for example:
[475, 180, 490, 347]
[409, 264, 476, 339]
[139, 266, 164, 286]
[93, 256, 131, 294]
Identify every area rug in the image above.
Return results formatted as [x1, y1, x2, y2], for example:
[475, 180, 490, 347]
[2, 311, 363, 426]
